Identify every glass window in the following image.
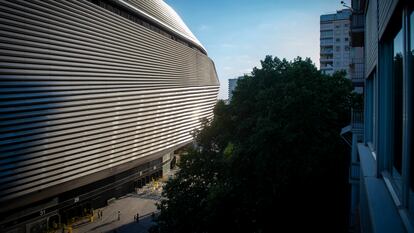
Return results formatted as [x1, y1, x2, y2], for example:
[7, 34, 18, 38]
[345, 37, 349, 41]
[393, 29, 403, 174]
[410, 10, 414, 190]
[365, 77, 374, 143]
[336, 46, 341, 52]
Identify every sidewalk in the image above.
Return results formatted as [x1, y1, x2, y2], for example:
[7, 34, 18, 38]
[73, 194, 158, 233]
[72, 166, 178, 233]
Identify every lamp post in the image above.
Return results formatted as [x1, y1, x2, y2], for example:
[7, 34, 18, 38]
[341, 1, 354, 12]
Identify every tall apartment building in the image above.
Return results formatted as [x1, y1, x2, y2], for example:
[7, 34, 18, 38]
[320, 9, 352, 76]
[228, 78, 238, 101]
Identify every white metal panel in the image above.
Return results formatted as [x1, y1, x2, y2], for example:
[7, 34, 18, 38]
[0, 0, 219, 202]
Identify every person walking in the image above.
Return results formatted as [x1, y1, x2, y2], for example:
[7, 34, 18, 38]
[136, 212, 139, 223]
[117, 211, 121, 221]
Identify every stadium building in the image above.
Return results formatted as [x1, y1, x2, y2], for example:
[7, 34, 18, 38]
[0, 0, 219, 232]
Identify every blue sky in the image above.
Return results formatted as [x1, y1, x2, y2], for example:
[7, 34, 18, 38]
[166, 0, 350, 99]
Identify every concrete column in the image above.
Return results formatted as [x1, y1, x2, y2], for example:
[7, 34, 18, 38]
[162, 152, 172, 177]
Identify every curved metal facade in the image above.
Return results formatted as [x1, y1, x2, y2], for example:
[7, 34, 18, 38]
[115, 0, 205, 51]
[0, 0, 218, 207]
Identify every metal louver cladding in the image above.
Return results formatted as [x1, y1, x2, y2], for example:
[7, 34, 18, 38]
[0, 0, 219, 207]
[114, 0, 206, 52]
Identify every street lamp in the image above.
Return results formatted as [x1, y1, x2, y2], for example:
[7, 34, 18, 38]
[341, 1, 354, 12]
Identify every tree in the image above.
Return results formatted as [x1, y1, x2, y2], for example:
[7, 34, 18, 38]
[155, 56, 353, 233]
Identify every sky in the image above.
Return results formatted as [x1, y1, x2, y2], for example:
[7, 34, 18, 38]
[165, 0, 350, 99]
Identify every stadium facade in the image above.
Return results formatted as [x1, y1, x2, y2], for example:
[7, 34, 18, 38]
[0, 0, 219, 232]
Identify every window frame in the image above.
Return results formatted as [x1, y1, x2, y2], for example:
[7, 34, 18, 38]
[406, 6, 414, 214]
[365, 71, 376, 147]
[378, 5, 414, 214]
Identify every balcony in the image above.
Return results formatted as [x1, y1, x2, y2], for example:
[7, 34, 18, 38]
[351, 13, 364, 32]
[320, 65, 333, 70]
[351, 108, 364, 134]
[340, 109, 363, 147]
[320, 51, 333, 55]
[320, 38, 333, 46]
[350, 72, 364, 86]
[320, 23, 334, 31]
[350, 58, 364, 86]
[320, 48, 333, 55]
[351, 12, 364, 47]
[320, 58, 333, 63]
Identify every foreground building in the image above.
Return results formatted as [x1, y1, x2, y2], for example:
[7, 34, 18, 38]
[0, 0, 219, 232]
[349, 0, 414, 232]
[320, 9, 352, 76]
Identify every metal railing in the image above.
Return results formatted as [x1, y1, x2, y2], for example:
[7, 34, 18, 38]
[350, 70, 364, 84]
[350, 59, 364, 84]
[320, 49, 333, 54]
[320, 58, 333, 62]
[351, 108, 364, 133]
[351, 13, 364, 30]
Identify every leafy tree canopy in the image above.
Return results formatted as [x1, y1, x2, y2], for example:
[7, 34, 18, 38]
[155, 56, 353, 233]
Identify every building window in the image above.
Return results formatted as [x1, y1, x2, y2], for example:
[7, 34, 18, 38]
[345, 37, 349, 42]
[393, 29, 403, 174]
[365, 79, 373, 141]
[365, 73, 375, 144]
[336, 46, 340, 52]
[336, 38, 340, 42]
[344, 46, 350, 51]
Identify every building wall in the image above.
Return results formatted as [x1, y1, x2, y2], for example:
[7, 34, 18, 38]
[378, 0, 399, 39]
[333, 19, 351, 75]
[357, 0, 414, 232]
[365, 0, 378, 76]
[0, 0, 218, 222]
[320, 18, 334, 75]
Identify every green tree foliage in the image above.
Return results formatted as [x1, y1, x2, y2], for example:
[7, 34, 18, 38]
[155, 56, 353, 233]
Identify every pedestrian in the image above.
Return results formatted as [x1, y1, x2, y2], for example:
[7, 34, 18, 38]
[136, 212, 139, 223]
[134, 214, 136, 222]
[117, 210, 121, 221]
